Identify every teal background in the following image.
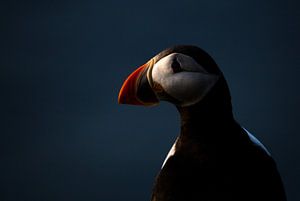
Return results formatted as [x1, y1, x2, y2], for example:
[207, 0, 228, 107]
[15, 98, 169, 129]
[1, 0, 299, 200]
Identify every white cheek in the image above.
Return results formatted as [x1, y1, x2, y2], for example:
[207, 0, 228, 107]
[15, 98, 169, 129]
[151, 53, 219, 106]
[162, 72, 219, 106]
[151, 56, 174, 85]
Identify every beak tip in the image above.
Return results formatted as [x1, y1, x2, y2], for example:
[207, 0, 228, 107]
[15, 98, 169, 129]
[117, 64, 147, 106]
[117, 91, 126, 104]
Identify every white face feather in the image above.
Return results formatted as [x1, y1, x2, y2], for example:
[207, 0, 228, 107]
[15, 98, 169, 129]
[151, 53, 219, 106]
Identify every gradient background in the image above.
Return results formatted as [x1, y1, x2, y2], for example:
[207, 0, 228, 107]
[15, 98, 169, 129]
[1, 0, 299, 200]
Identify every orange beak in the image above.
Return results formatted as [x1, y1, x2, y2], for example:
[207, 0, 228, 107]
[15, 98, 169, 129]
[118, 63, 159, 106]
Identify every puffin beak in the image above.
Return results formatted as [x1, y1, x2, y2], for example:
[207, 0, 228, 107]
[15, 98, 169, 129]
[118, 63, 159, 106]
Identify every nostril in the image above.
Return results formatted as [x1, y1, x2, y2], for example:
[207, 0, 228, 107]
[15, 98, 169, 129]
[171, 58, 182, 73]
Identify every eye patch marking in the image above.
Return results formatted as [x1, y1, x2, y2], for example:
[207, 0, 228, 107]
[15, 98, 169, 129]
[171, 58, 182, 73]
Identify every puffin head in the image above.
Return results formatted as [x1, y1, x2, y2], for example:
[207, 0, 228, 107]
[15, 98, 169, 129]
[118, 45, 227, 107]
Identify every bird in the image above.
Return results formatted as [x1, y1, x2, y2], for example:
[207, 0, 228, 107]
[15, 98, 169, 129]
[118, 45, 286, 201]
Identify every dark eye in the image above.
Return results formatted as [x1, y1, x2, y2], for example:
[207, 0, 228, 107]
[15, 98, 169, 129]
[171, 59, 182, 73]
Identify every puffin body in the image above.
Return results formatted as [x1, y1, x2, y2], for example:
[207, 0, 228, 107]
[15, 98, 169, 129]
[118, 45, 286, 201]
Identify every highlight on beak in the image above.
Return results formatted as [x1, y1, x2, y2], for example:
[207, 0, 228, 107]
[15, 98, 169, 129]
[118, 63, 159, 106]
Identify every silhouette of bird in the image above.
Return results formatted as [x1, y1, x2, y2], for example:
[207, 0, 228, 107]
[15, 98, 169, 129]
[118, 45, 286, 201]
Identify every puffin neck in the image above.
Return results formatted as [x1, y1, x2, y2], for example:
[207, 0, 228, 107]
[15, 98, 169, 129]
[176, 78, 236, 141]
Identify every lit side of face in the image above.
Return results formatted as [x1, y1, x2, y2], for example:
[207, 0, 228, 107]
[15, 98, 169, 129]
[149, 53, 219, 107]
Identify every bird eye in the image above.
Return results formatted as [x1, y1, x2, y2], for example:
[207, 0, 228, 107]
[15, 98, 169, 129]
[171, 59, 182, 73]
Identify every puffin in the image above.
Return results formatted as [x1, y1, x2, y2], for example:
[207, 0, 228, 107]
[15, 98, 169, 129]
[118, 45, 286, 201]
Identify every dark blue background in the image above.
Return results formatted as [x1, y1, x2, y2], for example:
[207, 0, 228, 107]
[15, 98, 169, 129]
[1, 0, 299, 200]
